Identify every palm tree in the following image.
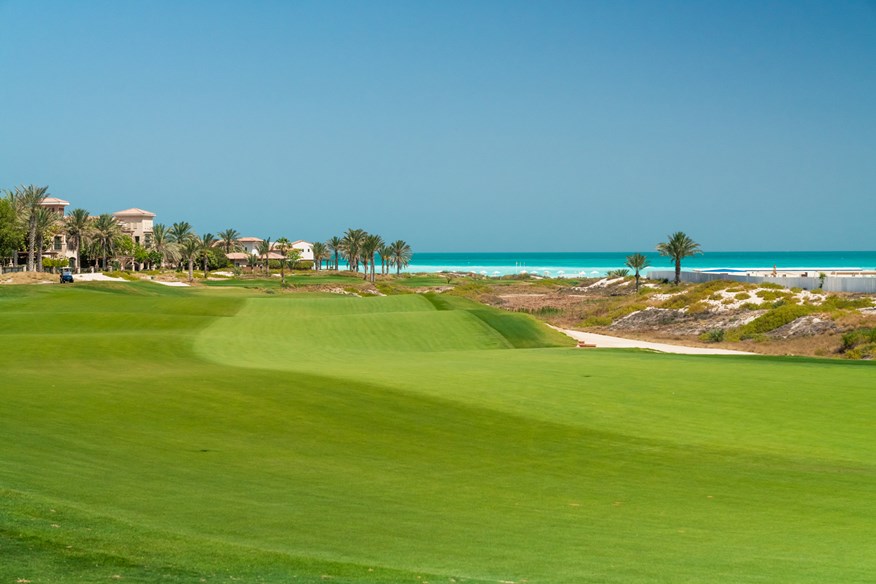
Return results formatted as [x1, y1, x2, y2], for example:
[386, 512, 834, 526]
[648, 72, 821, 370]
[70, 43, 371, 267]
[275, 237, 290, 283]
[65, 208, 91, 273]
[326, 236, 343, 271]
[389, 240, 412, 275]
[14, 185, 49, 271]
[168, 221, 193, 243]
[151, 223, 180, 268]
[179, 236, 201, 282]
[256, 238, 272, 276]
[311, 241, 328, 271]
[625, 253, 650, 292]
[200, 233, 218, 278]
[377, 245, 390, 275]
[218, 228, 242, 254]
[341, 228, 366, 273]
[656, 232, 702, 285]
[34, 207, 60, 272]
[91, 214, 123, 270]
[360, 233, 383, 282]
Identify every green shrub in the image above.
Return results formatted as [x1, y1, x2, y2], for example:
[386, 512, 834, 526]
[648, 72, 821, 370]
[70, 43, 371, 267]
[735, 292, 751, 300]
[822, 296, 874, 311]
[760, 283, 785, 290]
[581, 316, 612, 327]
[740, 302, 762, 311]
[699, 329, 725, 343]
[606, 269, 630, 278]
[733, 304, 812, 337]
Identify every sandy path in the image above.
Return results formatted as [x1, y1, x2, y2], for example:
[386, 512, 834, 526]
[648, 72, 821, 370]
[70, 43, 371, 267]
[552, 326, 755, 356]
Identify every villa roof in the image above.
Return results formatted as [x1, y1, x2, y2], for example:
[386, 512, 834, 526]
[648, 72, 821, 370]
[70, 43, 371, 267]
[41, 197, 70, 206]
[237, 237, 263, 242]
[226, 252, 250, 260]
[261, 252, 285, 260]
[113, 208, 156, 217]
[291, 240, 312, 246]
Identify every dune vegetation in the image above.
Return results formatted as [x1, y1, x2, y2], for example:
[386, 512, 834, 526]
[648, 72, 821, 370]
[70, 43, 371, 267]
[1, 282, 874, 583]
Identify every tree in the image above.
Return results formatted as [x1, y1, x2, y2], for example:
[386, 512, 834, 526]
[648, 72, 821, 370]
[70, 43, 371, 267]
[341, 228, 366, 273]
[65, 208, 91, 273]
[91, 214, 123, 270]
[311, 241, 328, 271]
[326, 236, 343, 271]
[200, 233, 218, 278]
[179, 236, 201, 282]
[256, 238, 272, 276]
[275, 237, 290, 284]
[389, 240, 412, 275]
[34, 207, 60, 272]
[168, 221, 193, 243]
[0, 196, 23, 266]
[625, 253, 650, 292]
[378, 245, 392, 275]
[360, 233, 383, 282]
[656, 232, 701, 285]
[218, 228, 241, 254]
[151, 223, 180, 268]
[13, 185, 49, 271]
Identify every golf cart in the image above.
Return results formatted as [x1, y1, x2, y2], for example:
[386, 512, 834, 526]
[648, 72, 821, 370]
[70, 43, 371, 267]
[60, 266, 74, 284]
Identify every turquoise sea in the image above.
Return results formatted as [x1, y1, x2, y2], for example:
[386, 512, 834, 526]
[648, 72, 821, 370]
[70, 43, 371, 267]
[406, 251, 876, 278]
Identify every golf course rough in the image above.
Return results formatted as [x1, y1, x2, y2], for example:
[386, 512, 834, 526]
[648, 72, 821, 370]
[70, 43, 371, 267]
[1, 282, 874, 583]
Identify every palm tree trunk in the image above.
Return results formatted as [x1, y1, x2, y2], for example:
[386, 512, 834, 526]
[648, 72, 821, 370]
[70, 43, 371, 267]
[203, 256, 208, 279]
[188, 259, 194, 282]
[27, 221, 37, 271]
[675, 260, 681, 285]
[634, 272, 640, 292]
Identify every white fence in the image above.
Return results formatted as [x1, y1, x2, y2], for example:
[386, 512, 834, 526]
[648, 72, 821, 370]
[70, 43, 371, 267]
[647, 271, 876, 294]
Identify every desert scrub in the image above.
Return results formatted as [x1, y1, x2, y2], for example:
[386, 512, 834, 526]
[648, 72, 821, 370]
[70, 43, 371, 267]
[660, 280, 733, 310]
[840, 327, 876, 359]
[726, 304, 813, 341]
[822, 295, 874, 311]
[580, 315, 613, 327]
[735, 292, 751, 300]
[699, 328, 725, 343]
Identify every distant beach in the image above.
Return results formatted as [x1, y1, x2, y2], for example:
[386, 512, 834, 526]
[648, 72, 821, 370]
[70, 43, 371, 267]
[405, 251, 876, 278]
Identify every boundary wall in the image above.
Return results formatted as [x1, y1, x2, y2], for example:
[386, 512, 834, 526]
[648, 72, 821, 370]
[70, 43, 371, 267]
[647, 271, 876, 294]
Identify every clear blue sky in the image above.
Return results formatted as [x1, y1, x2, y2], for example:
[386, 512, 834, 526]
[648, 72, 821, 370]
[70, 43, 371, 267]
[1, 0, 874, 252]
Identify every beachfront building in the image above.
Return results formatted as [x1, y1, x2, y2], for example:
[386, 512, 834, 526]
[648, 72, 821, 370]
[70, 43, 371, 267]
[112, 208, 155, 248]
[226, 237, 315, 268]
[289, 240, 314, 262]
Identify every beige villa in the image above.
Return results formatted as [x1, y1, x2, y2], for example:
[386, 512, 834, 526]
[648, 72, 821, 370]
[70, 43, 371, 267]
[225, 237, 315, 269]
[113, 208, 155, 248]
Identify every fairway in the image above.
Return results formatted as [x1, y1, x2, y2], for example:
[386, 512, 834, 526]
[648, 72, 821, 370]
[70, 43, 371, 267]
[1, 284, 874, 583]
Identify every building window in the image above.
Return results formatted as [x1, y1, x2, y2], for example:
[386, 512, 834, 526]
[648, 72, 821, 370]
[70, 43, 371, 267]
[54, 236, 62, 251]
[144, 233, 153, 247]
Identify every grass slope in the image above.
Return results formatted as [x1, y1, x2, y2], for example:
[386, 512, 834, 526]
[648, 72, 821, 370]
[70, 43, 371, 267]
[1, 284, 874, 583]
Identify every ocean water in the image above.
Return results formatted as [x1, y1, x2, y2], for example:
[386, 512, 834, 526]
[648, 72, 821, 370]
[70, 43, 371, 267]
[405, 251, 876, 278]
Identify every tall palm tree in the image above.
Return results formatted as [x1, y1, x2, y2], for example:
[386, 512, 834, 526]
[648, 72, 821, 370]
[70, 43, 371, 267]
[168, 221, 193, 243]
[275, 237, 290, 283]
[151, 223, 180, 268]
[256, 237, 272, 277]
[200, 233, 218, 278]
[65, 208, 91, 273]
[326, 236, 343, 271]
[656, 232, 701, 285]
[34, 207, 60, 272]
[341, 228, 366, 273]
[218, 228, 242, 254]
[360, 233, 383, 282]
[179, 236, 201, 282]
[92, 214, 123, 270]
[14, 184, 49, 271]
[389, 240, 412, 275]
[378, 245, 392, 275]
[311, 241, 328, 271]
[625, 253, 651, 292]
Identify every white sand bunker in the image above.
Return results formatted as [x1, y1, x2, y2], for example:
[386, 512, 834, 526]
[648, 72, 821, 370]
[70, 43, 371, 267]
[73, 273, 127, 282]
[152, 281, 190, 287]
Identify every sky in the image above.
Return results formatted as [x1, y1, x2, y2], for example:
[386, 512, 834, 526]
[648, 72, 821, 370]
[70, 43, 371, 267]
[1, 0, 874, 252]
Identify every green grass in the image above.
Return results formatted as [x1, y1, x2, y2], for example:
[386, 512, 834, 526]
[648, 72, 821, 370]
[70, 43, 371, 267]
[1, 283, 875, 583]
